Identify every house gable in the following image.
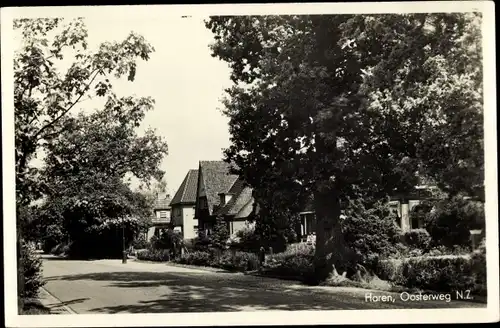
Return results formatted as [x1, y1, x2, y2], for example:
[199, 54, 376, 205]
[171, 169, 199, 206]
[198, 161, 239, 216]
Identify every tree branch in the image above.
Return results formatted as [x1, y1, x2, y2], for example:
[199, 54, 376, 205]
[33, 68, 101, 141]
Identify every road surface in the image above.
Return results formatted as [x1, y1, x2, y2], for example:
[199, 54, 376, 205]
[41, 255, 484, 313]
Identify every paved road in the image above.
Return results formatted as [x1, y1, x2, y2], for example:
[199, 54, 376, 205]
[42, 256, 484, 313]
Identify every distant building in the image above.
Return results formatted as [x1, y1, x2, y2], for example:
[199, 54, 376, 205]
[146, 194, 172, 240]
[194, 160, 314, 238]
[195, 161, 241, 235]
[170, 169, 199, 240]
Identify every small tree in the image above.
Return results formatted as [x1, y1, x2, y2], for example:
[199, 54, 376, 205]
[341, 199, 402, 271]
[424, 195, 485, 248]
[211, 217, 230, 250]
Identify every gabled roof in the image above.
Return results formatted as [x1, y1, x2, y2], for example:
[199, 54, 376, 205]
[154, 197, 171, 210]
[216, 184, 254, 217]
[199, 161, 239, 215]
[171, 169, 199, 206]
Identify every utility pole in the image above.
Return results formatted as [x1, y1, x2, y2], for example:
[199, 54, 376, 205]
[122, 223, 127, 264]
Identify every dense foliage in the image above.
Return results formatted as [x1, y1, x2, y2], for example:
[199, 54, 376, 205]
[136, 249, 171, 262]
[341, 199, 402, 270]
[207, 13, 483, 280]
[18, 242, 45, 299]
[211, 217, 230, 249]
[262, 243, 316, 281]
[424, 196, 485, 248]
[15, 17, 166, 264]
[403, 229, 432, 252]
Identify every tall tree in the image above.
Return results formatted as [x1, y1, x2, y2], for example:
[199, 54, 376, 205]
[206, 13, 483, 280]
[14, 17, 155, 206]
[40, 105, 168, 258]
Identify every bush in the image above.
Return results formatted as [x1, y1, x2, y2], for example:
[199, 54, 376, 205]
[403, 229, 432, 251]
[377, 253, 486, 295]
[211, 217, 230, 249]
[42, 224, 65, 254]
[262, 242, 315, 280]
[424, 196, 485, 248]
[132, 234, 149, 249]
[216, 251, 260, 272]
[341, 199, 402, 269]
[178, 251, 212, 266]
[232, 224, 261, 252]
[136, 249, 171, 262]
[19, 242, 45, 298]
[151, 229, 183, 251]
[193, 232, 212, 251]
[470, 238, 486, 295]
[50, 243, 70, 256]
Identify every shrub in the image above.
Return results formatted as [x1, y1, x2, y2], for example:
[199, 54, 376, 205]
[427, 245, 449, 256]
[50, 243, 70, 256]
[151, 229, 183, 250]
[193, 232, 212, 251]
[403, 229, 432, 251]
[136, 249, 171, 262]
[216, 251, 260, 272]
[470, 238, 486, 295]
[211, 217, 230, 249]
[41, 224, 65, 254]
[377, 254, 485, 295]
[397, 255, 476, 293]
[341, 199, 402, 269]
[424, 196, 485, 248]
[178, 251, 212, 266]
[262, 242, 315, 280]
[132, 234, 149, 249]
[375, 259, 405, 282]
[19, 242, 45, 298]
[232, 224, 261, 252]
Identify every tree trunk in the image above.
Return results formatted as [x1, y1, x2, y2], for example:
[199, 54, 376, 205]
[313, 187, 357, 282]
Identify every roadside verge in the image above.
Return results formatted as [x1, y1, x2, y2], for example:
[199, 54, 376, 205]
[38, 287, 77, 314]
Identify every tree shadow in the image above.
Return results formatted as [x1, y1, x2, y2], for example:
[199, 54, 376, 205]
[45, 269, 482, 313]
[44, 297, 90, 309]
[41, 255, 99, 262]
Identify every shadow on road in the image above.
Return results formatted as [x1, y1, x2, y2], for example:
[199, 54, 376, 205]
[44, 269, 482, 313]
[45, 298, 90, 310]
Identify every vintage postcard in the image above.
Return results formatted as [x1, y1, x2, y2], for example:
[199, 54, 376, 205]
[1, 1, 498, 327]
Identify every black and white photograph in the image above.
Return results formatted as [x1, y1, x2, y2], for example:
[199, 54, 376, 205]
[1, 2, 498, 326]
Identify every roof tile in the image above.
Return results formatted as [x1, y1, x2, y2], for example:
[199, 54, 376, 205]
[171, 169, 199, 205]
[199, 161, 239, 215]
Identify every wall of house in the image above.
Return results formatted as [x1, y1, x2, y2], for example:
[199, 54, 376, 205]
[171, 206, 183, 227]
[229, 220, 253, 235]
[182, 206, 198, 240]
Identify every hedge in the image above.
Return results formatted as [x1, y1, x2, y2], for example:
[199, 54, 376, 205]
[136, 249, 171, 262]
[261, 243, 315, 280]
[376, 253, 486, 295]
[19, 242, 46, 299]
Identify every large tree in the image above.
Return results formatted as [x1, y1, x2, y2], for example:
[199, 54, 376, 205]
[14, 17, 156, 206]
[38, 97, 168, 258]
[206, 13, 483, 280]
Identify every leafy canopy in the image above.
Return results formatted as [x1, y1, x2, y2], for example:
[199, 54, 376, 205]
[14, 17, 156, 205]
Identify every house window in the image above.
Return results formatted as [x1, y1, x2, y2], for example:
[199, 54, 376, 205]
[160, 211, 168, 218]
[199, 198, 207, 209]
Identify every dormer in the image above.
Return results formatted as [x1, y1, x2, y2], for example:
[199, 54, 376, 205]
[218, 192, 233, 206]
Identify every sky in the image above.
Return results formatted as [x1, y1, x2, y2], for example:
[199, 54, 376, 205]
[26, 16, 234, 197]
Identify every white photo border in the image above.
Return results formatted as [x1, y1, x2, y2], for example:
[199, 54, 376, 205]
[2, 1, 498, 326]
